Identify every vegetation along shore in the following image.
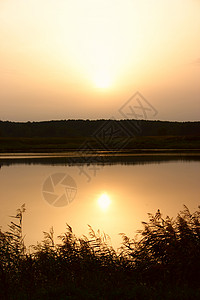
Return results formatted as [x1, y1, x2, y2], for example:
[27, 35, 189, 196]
[0, 119, 200, 153]
[0, 205, 200, 299]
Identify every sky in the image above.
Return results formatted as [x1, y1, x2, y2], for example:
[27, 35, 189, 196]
[0, 0, 200, 122]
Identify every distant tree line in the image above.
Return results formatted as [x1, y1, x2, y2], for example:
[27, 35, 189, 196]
[0, 119, 199, 138]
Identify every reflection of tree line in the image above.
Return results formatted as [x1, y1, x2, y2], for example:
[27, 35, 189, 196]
[0, 155, 200, 168]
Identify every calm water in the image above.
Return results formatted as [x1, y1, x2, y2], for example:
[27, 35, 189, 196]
[0, 154, 200, 249]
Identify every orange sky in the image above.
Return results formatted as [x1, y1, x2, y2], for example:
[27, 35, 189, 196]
[0, 0, 200, 121]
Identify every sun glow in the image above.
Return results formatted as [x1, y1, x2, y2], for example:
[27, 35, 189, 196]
[94, 73, 112, 89]
[97, 193, 111, 211]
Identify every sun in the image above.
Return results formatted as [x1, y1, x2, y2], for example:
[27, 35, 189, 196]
[97, 193, 111, 211]
[94, 72, 112, 89]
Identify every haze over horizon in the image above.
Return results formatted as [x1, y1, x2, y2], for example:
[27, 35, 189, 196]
[1, 0, 200, 122]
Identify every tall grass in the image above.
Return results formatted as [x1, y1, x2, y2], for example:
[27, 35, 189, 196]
[0, 205, 200, 299]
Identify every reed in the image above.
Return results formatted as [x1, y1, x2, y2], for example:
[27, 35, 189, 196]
[0, 205, 200, 299]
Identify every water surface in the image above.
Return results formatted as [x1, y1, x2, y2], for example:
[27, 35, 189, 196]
[0, 154, 199, 249]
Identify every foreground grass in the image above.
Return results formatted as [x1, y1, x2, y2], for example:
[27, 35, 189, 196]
[1, 205, 200, 299]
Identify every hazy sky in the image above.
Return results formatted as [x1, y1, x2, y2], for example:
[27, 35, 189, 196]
[0, 0, 200, 121]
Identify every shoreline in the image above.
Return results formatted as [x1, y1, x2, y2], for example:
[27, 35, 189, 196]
[0, 149, 200, 161]
[0, 148, 200, 157]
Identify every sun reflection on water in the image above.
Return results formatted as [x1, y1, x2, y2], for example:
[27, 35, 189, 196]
[97, 193, 111, 211]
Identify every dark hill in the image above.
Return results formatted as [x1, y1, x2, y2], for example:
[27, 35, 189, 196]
[0, 119, 199, 138]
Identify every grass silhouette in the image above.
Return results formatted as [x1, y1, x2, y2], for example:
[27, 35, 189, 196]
[0, 205, 200, 299]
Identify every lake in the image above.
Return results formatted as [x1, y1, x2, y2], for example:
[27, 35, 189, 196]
[0, 153, 199, 249]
